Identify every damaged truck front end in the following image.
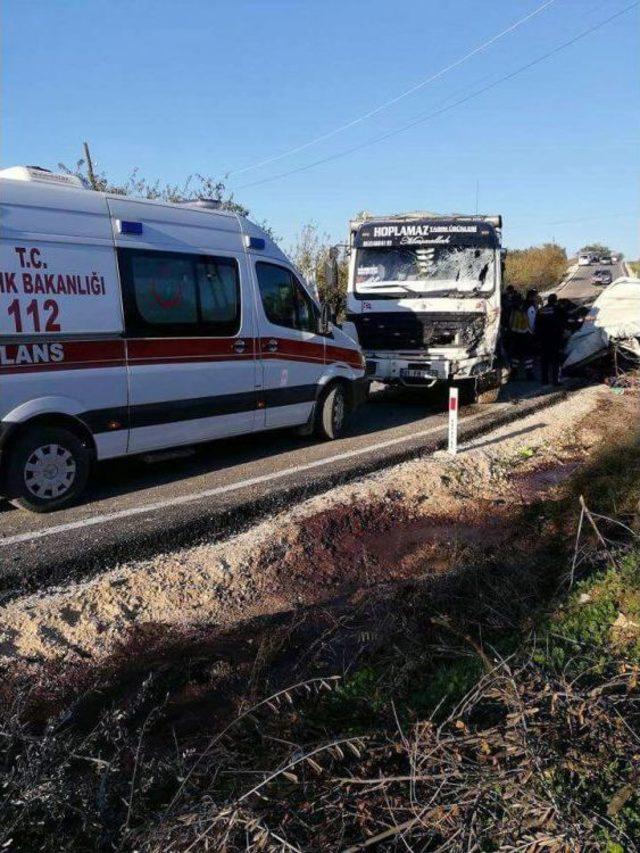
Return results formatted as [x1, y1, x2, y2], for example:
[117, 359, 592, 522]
[344, 214, 502, 399]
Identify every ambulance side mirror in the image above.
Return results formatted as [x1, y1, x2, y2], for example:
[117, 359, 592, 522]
[319, 302, 332, 335]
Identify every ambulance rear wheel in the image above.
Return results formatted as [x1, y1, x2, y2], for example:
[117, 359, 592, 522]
[315, 383, 349, 440]
[5, 426, 91, 513]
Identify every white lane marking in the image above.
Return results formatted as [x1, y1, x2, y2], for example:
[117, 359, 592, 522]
[0, 408, 496, 547]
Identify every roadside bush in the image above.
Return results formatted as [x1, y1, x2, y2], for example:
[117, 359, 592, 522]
[504, 242, 568, 294]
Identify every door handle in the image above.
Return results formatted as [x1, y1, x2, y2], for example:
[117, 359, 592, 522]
[263, 338, 278, 353]
[232, 339, 247, 353]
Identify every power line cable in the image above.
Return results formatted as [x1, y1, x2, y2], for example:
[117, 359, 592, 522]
[509, 211, 637, 229]
[228, 0, 557, 176]
[236, 0, 639, 192]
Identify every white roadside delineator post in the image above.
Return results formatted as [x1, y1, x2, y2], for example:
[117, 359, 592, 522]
[448, 386, 459, 455]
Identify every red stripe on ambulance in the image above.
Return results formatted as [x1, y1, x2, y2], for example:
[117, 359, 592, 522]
[0, 339, 125, 374]
[0, 337, 364, 373]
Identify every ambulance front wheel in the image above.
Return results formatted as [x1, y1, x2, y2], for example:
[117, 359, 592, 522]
[315, 382, 349, 440]
[5, 425, 92, 513]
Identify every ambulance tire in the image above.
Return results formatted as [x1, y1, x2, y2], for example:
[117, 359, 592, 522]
[315, 382, 349, 440]
[5, 426, 92, 513]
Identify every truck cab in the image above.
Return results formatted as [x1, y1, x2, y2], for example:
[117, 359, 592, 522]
[344, 213, 503, 401]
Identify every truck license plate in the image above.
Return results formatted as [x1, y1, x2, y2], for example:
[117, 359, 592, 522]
[401, 368, 434, 379]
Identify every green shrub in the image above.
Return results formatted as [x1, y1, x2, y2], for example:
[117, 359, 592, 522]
[504, 243, 568, 294]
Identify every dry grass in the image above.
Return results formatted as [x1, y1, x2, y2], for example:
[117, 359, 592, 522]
[1, 387, 639, 852]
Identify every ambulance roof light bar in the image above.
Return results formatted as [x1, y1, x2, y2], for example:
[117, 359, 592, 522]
[0, 165, 86, 189]
[176, 198, 224, 211]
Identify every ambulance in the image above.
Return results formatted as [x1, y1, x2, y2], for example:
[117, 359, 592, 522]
[0, 166, 365, 512]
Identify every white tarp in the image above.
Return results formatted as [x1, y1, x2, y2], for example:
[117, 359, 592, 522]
[563, 277, 640, 370]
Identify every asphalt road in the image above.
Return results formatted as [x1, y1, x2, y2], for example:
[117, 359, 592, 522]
[555, 260, 626, 304]
[0, 382, 569, 593]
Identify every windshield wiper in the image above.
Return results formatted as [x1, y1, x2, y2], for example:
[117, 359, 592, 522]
[359, 281, 418, 293]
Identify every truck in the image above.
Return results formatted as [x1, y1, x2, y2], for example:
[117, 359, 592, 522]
[343, 212, 504, 403]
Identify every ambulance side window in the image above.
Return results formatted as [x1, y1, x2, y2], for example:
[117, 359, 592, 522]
[118, 249, 241, 337]
[291, 274, 318, 334]
[256, 262, 318, 333]
[196, 258, 240, 334]
[129, 253, 198, 327]
[255, 262, 296, 330]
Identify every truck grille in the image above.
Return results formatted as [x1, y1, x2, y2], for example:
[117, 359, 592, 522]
[348, 312, 485, 351]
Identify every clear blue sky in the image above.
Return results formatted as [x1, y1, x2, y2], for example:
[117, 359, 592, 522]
[2, 0, 639, 257]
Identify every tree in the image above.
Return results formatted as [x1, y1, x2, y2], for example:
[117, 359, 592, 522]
[504, 243, 568, 294]
[579, 243, 611, 257]
[57, 147, 274, 235]
[289, 221, 348, 318]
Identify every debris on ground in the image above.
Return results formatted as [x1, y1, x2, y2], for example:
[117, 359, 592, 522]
[563, 277, 640, 373]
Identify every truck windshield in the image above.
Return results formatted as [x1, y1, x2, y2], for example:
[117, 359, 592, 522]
[354, 245, 496, 298]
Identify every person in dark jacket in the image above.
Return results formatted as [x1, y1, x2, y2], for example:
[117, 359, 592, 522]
[500, 284, 519, 365]
[535, 293, 567, 385]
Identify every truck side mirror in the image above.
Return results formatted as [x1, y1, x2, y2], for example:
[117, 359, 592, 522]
[319, 302, 332, 335]
[324, 247, 340, 294]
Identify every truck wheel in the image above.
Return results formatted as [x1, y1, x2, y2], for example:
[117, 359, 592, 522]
[476, 386, 500, 404]
[455, 380, 479, 406]
[315, 383, 349, 440]
[476, 367, 504, 404]
[4, 426, 92, 512]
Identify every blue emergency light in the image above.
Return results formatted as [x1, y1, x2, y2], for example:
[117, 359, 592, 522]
[117, 220, 143, 235]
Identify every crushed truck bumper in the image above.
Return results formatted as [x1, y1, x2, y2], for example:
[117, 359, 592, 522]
[365, 352, 496, 387]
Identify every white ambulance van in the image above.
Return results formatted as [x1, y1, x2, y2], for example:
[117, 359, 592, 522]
[0, 166, 365, 512]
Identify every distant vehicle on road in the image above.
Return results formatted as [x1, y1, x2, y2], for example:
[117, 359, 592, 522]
[578, 254, 592, 266]
[592, 269, 612, 286]
[0, 166, 366, 512]
[343, 211, 503, 403]
[600, 256, 613, 265]
[590, 255, 600, 265]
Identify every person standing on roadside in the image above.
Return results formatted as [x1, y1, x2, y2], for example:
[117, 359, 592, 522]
[500, 284, 519, 365]
[508, 293, 534, 380]
[523, 289, 538, 379]
[535, 293, 566, 385]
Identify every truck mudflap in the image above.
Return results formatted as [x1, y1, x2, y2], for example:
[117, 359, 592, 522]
[352, 376, 370, 408]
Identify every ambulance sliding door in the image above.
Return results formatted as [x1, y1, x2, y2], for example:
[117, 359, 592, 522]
[109, 195, 258, 453]
[117, 247, 258, 452]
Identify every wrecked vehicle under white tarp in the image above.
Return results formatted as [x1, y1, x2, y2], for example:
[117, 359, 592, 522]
[563, 277, 640, 371]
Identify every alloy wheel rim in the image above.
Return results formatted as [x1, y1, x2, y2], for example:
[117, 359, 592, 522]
[24, 444, 76, 499]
